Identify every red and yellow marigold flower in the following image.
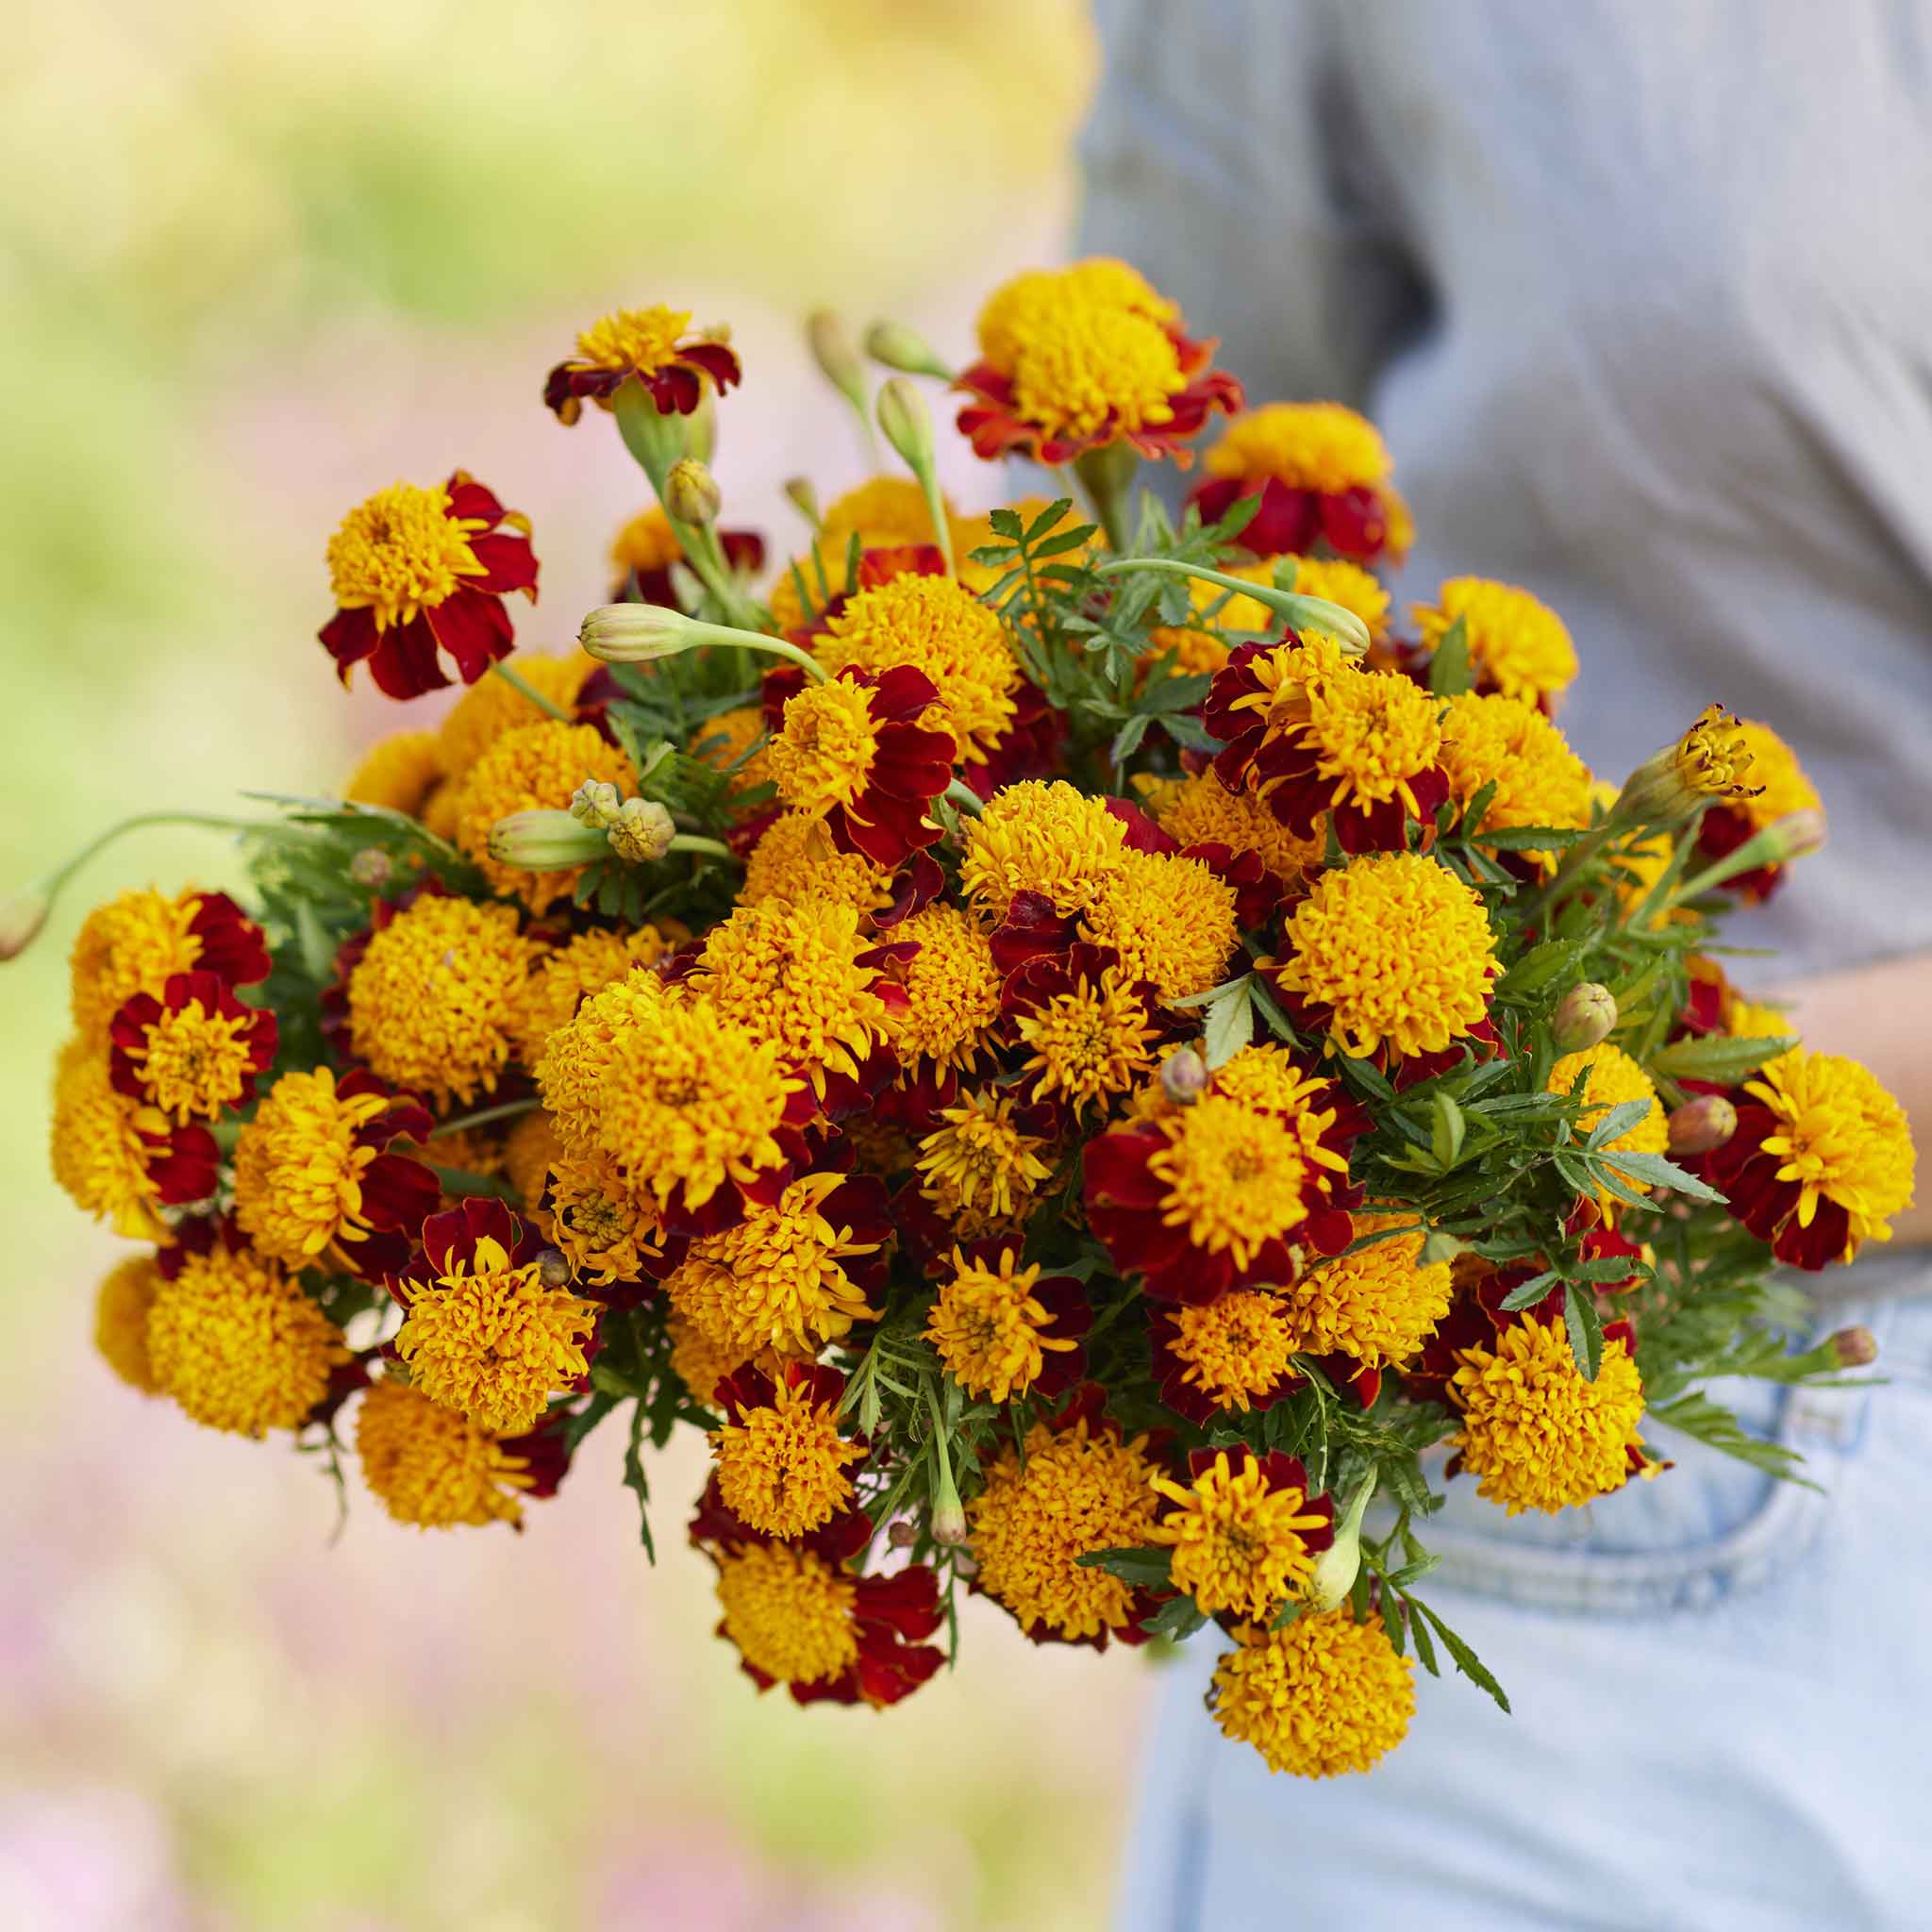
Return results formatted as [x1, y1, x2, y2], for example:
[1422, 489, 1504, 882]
[321, 473, 539, 699]
[434, 651, 594, 781]
[1006, 942, 1158, 1117]
[959, 779, 1129, 921]
[1690, 718, 1824, 903]
[147, 1220, 350, 1437]
[357, 1377, 558, 1531]
[956, 259, 1241, 467]
[1286, 1215, 1453, 1372]
[1265, 852, 1499, 1062]
[1707, 1047, 1916, 1269]
[1210, 1610, 1415, 1777]
[1150, 1447, 1334, 1621]
[738, 809, 895, 916]
[1149, 1290, 1302, 1424]
[544, 1148, 664, 1288]
[1142, 770, 1326, 891]
[232, 1065, 439, 1279]
[69, 887, 269, 1033]
[391, 1197, 600, 1435]
[1205, 637, 1449, 853]
[1546, 1041, 1668, 1215]
[924, 1245, 1085, 1404]
[108, 969, 277, 1125]
[1190, 401, 1401, 561]
[344, 729, 442, 817]
[691, 1491, 945, 1708]
[50, 1039, 172, 1239]
[1078, 844, 1240, 1006]
[94, 1251, 166, 1394]
[543, 305, 741, 423]
[710, 1361, 867, 1540]
[1440, 691, 1593, 872]
[914, 1090, 1055, 1236]
[766, 665, 957, 869]
[1412, 576, 1579, 708]
[878, 903, 1003, 1074]
[966, 1387, 1164, 1646]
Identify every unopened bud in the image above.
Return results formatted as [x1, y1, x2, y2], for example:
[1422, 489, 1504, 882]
[1666, 1093, 1738, 1156]
[487, 808, 608, 870]
[783, 476, 822, 529]
[664, 457, 721, 528]
[1828, 1324, 1878, 1369]
[607, 797, 675, 864]
[863, 319, 955, 380]
[347, 847, 392, 891]
[0, 885, 52, 961]
[579, 602, 701, 663]
[874, 376, 937, 476]
[806, 308, 868, 413]
[570, 779, 623, 829]
[931, 1499, 969, 1547]
[1613, 704, 1762, 825]
[536, 1247, 572, 1289]
[1552, 981, 1618, 1055]
[1307, 1472, 1376, 1614]
[1764, 808, 1825, 864]
[886, 1519, 919, 1550]
[1160, 1046, 1209, 1106]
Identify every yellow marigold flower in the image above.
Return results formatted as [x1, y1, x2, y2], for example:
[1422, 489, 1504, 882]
[346, 894, 541, 1110]
[421, 781, 462, 841]
[433, 652, 591, 780]
[1277, 556, 1391, 638]
[1205, 402, 1391, 494]
[1286, 1215, 1454, 1366]
[1207, 1042, 1337, 1119]
[50, 1039, 164, 1240]
[1162, 1290, 1297, 1413]
[1146, 1095, 1326, 1270]
[667, 1312, 745, 1410]
[689, 900, 893, 1102]
[1621, 704, 1765, 821]
[1414, 576, 1579, 706]
[112, 977, 273, 1126]
[1440, 691, 1593, 871]
[738, 808, 894, 915]
[711, 1366, 866, 1540]
[1081, 846, 1238, 1005]
[667, 1171, 884, 1359]
[344, 729, 442, 816]
[1014, 956, 1158, 1114]
[68, 886, 258, 1034]
[975, 259, 1175, 371]
[94, 1252, 165, 1393]
[1726, 991, 1794, 1043]
[822, 475, 952, 547]
[547, 1148, 662, 1287]
[960, 779, 1129, 920]
[1210, 1611, 1415, 1777]
[818, 573, 1020, 765]
[502, 1108, 563, 1213]
[453, 718, 636, 914]
[924, 1247, 1074, 1403]
[1727, 720, 1824, 832]
[356, 1378, 537, 1530]
[687, 703, 773, 807]
[1008, 299, 1186, 441]
[1301, 664, 1446, 817]
[146, 1236, 349, 1438]
[1150, 1449, 1330, 1620]
[915, 1091, 1054, 1225]
[1452, 1313, 1649, 1514]
[609, 505, 683, 578]
[513, 924, 673, 1066]
[714, 1541, 859, 1687]
[968, 1412, 1163, 1641]
[766, 675, 885, 815]
[1145, 769, 1326, 887]
[881, 903, 1002, 1072]
[1273, 852, 1497, 1060]
[393, 1225, 598, 1435]
[1546, 1041, 1668, 1212]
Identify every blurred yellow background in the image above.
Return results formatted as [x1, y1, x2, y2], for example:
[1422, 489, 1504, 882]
[0, 6, 1163, 1927]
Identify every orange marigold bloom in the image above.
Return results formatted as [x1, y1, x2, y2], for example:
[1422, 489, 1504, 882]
[544, 305, 741, 422]
[1191, 402, 1401, 562]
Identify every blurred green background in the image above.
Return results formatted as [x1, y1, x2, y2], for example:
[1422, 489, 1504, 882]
[0, 7, 1164, 1927]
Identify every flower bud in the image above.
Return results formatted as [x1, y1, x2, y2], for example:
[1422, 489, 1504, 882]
[663, 457, 721, 529]
[931, 1498, 969, 1547]
[874, 376, 937, 477]
[1667, 1092, 1738, 1156]
[1828, 1324, 1878, 1369]
[487, 808, 608, 870]
[347, 847, 393, 891]
[1307, 1472, 1376, 1614]
[783, 475, 822, 529]
[863, 319, 954, 380]
[0, 885, 52, 961]
[806, 308, 868, 412]
[1552, 981, 1617, 1054]
[1761, 808, 1826, 864]
[1613, 704, 1763, 825]
[536, 1247, 573, 1289]
[1160, 1046, 1209, 1106]
[886, 1519, 919, 1550]
[579, 602, 701, 663]
[606, 797, 675, 865]
[570, 778, 623, 829]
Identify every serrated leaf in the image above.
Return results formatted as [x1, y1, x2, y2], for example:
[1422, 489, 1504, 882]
[1597, 1149, 1726, 1203]
[988, 507, 1024, 539]
[1074, 1545, 1174, 1587]
[1384, 1553, 1443, 1590]
[1648, 1033, 1797, 1082]
[1564, 1281, 1605, 1382]
[1427, 614, 1472, 695]
[1411, 1599, 1510, 1712]
[1496, 938, 1590, 998]
[1499, 1267, 1562, 1311]
[1203, 976, 1256, 1069]
[1109, 714, 1152, 766]
[1024, 497, 1075, 541]
[1584, 1097, 1655, 1149]
[1141, 1595, 1208, 1642]
[1403, 1597, 1441, 1676]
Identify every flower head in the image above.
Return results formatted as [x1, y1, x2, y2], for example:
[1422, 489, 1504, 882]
[344, 729, 442, 816]
[321, 474, 538, 698]
[915, 1090, 1054, 1230]
[356, 1378, 547, 1530]
[879, 903, 1003, 1073]
[94, 1251, 165, 1393]
[1190, 402, 1399, 560]
[1150, 1290, 1300, 1424]
[435, 652, 593, 781]
[543, 306, 741, 422]
[1413, 577, 1578, 708]
[69, 888, 269, 1033]
[1143, 770, 1326, 889]
[924, 1246, 1083, 1403]
[738, 809, 895, 915]
[1150, 1447, 1333, 1620]
[1546, 1041, 1668, 1215]
[960, 780, 1129, 920]
[711, 1361, 866, 1539]
[50, 1040, 169, 1239]
[822, 475, 953, 549]
[545, 1148, 664, 1287]
[1690, 719, 1824, 903]
[1209, 1610, 1415, 1777]
[1079, 847, 1238, 1005]
[1008, 944, 1158, 1116]
[1440, 692, 1593, 870]
[512, 924, 676, 1066]
[108, 970, 276, 1125]
[1285, 1215, 1453, 1367]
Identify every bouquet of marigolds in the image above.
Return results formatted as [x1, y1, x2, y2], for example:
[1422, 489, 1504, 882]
[20, 261, 1917, 1780]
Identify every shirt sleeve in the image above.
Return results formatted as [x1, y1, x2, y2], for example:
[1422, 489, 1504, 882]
[1074, 0, 1425, 410]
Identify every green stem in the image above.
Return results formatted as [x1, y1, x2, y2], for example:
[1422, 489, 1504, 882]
[1073, 443, 1136, 552]
[1092, 558, 1372, 655]
[29, 809, 269, 912]
[942, 779, 985, 817]
[431, 1097, 539, 1138]
[489, 660, 574, 723]
[678, 618, 829, 683]
[668, 834, 735, 861]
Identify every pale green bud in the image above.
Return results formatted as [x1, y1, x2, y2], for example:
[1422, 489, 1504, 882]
[863, 319, 955, 380]
[874, 376, 937, 476]
[1160, 1046, 1210, 1106]
[1307, 1472, 1376, 1614]
[664, 457, 721, 528]
[783, 476, 823, 529]
[0, 886, 52, 961]
[570, 779, 623, 829]
[487, 808, 608, 869]
[578, 603, 702, 663]
[607, 797, 675, 865]
[1552, 981, 1618, 1055]
[806, 308, 868, 413]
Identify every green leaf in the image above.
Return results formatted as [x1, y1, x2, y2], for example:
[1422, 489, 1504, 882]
[1648, 1033, 1797, 1082]
[1597, 1149, 1727, 1204]
[1564, 1281, 1605, 1382]
[1479, 824, 1591, 853]
[988, 507, 1024, 540]
[1495, 938, 1591, 999]
[1403, 1597, 1441, 1676]
[1410, 1599, 1511, 1712]
[1110, 714, 1152, 766]
[1430, 1091, 1467, 1170]
[1584, 1097, 1655, 1149]
[1203, 976, 1256, 1069]
[1141, 1595, 1208, 1642]
[1499, 1267, 1562, 1312]
[621, 1399, 656, 1564]
[1074, 1545, 1175, 1587]
[1428, 614, 1472, 695]
[1648, 1393, 1819, 1488]
[1024, 497, 1075, 541]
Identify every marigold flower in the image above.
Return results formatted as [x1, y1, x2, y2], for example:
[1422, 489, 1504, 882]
[1546, 1041, 1668, 1214]
[822, 475, 954, 549]
[344, 729, 442, 816]
[924, 1246, 1083, 1404]
[1413, 576, 1579, 708]
[1439, 691, 1593, 871]
[546, 1148, 663, 1288]
[50, 1039, 169, 1239]
[915, 1090, 1054, 1228]
[1267, 852, 1498, 1062]
[543, 306, 741, 423]
[1150, 1290, 1300, 1424]
[1150, 1447, 1334, 1621]
[817, 572, 1022, 767]
[391, 1198, 599, 1435]
[1451, 1312, 1650, 1514]
[1285, 1215, 1454, 1367]
[1191, 402, 1399, 561]
[738, 809, 895, 915]
[502, 1108, 564, 1215]
[767, 666, 956, 869]
[711, 1361, 866, 1540]
[1210, 1610, 1415, 1777]
[512, 924, 674, 1068]
[1690, 719, 1824, 903]
[434, 652, 593, 781]
[69, 887, 269, 1033]
[356, 1378, 547, 1530]
[1615, 703, 1766, 824]
[108, 968, 276, 1130]
[1080, 846, 1239, 1005]
[966, 1391, 1163, 1644]
[147, 1222, 349, 1437]
[94, 1252, 165, 1393]
[1143, 770, 1325, 889]
[1707, 1048, 1916, 1269]
[667, 1312, 746, 1411]
[232, 1065, 438, 1276]
[878, 903, 1003, 1073]
[321, 473, 539, 698]
[959, 779, 1129, 920]
[341, 892, 543, 1110]
[1007, 943, 1158, 1116]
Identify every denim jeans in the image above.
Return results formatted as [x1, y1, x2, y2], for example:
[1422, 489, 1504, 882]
[1116, 1284, 1932, 1931]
